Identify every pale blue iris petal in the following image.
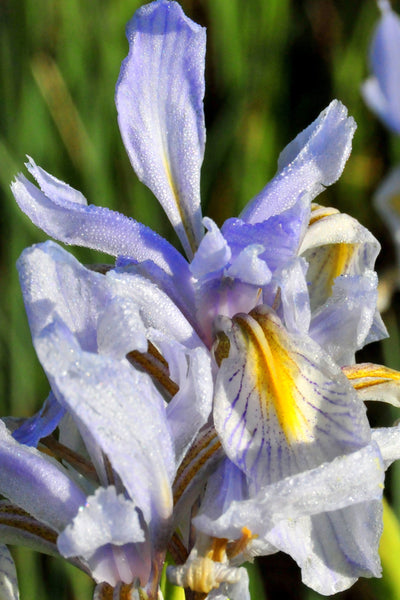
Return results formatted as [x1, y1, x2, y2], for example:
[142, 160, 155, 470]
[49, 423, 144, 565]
[26, 156, 87, 206]
[20, 241, 201, 356]
[159, 340, 213, 464]
[240, 101, 356, 223]
[300, 210, 379, 261]
[197, 458, 249, 526]
[116, 0, 206, 258]
[273, 257, 310, 335]
[58, 486, 149, 586]
[371, 2, 400, 101]
[107, 269, 204, 350]
[226, 245, 271, 286]
[96, 296, 148, 359]
[193, 278, 262, 347]
[12, 170, 189, 281]
[190, 218, 231, 280]
[223, 195, 310, 273]
[310, 272, 380, 366]
[0, 420, 86, 532]
[362, 3, 400, 133]
[364, 309, 388, 346]
[194, 443, 384, 541]
[58, 487, 145, 555]
[115, 257, 196, 326]
[12, 392, 65, 447]
[17, 241, 111, 351]
[373, 424, 400, 469]
[267, 501, 382, 595]
[362, 77, 400, 133]
[0, 545, 19, 600]
[88, 544, 151, 589]
[300, 211, 380, 318]
[34, 318, 175, 532]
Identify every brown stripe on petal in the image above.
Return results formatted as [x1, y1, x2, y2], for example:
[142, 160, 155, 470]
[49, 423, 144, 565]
[40, 435, 99, 483]
[173, 427, 222, 507]
[0, 502, 57, 545]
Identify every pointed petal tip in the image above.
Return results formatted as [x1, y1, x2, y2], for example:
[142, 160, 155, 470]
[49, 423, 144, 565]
[241, 99, 356, 223]
[10, 173, 24, 192]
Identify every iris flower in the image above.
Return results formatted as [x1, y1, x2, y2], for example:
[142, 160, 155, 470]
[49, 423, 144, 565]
[6, 0, 400, 598]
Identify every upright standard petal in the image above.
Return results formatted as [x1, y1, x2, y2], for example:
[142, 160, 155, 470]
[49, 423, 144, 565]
[300, 204, 386, 361]
[116, 0, 206, 258]
[300, 205, 380, 311]
[240, 101, 356, 223]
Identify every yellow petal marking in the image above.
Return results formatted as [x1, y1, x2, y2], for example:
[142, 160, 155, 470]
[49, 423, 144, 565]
[343, 363, 400, 385]
[162, 153, 197, 256]
[306, 242, 356, 302]
[343, 362, 400, 405]
[309, 203, 339, 225]
[306, 204, 358, 301]
[233, 309, 312, 443]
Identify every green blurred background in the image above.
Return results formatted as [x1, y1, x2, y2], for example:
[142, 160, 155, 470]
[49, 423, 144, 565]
[1, 0, 400, 598]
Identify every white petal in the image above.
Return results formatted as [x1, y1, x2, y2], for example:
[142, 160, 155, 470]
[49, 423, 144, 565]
[58, 486, 144, 557]
[214, 306, 370, 488]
